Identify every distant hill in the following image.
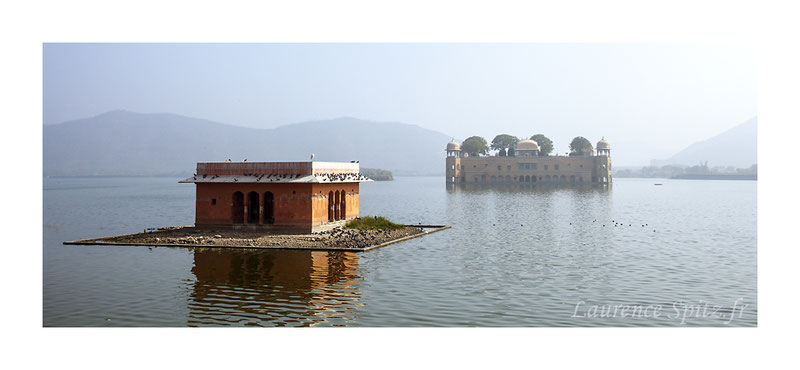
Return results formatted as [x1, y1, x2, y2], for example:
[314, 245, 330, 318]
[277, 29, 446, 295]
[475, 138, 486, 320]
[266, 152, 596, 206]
[652, 116, 757, 168]
[43, 110, 450, 177]
[361, 168, 394, 181]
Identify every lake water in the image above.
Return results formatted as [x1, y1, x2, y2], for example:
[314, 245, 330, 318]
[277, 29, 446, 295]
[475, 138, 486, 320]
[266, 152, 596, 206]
[43, 176, 757, 327]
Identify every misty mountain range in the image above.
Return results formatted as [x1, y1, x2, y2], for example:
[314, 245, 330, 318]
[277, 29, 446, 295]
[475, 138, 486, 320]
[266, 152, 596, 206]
[652, 116, 757, 168]
[43, 111, 450, 176]
[43, 110, 757, 177]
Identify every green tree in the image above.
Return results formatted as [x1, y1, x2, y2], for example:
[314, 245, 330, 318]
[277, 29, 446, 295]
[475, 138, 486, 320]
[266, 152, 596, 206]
[491, 134, 519, 157]
[569, 136, 593, 155]
[530, 134, 553, 155]
[461, 136, 489, 157]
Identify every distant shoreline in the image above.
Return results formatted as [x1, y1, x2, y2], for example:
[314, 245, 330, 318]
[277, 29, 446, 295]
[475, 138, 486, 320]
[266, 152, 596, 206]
[671, 174, 757, 181]
[44, 171, 411, 181]
[614, 174, 756, 181]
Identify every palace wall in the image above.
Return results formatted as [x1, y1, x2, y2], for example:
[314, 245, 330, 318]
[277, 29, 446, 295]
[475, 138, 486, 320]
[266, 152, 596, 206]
[448, 155, 612, 184]
[310, 183, 360, 228]
[195, 183, 316, 232]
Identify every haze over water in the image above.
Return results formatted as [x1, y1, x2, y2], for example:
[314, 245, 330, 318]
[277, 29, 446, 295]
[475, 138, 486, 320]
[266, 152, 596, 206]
[43, 176, 756, 326]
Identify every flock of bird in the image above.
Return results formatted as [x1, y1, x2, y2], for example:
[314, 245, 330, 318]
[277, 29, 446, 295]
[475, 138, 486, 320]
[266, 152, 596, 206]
[489, 219, 657, 232]
[568, 219, 657, 232]
[189, 157, 367, 182]
[314, 172, 370, 182]
[191, 172, 370, 182]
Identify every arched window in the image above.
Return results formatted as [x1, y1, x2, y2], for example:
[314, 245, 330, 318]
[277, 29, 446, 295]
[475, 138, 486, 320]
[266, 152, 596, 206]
[334, 190, 341, 220]
[505, 175, 511, 183]
[264, 192, 274, 224]
[328, 190, 334, 222]
[340, 190, 347, 220]
[232, 191, 244, 224]
[247, 191, 259, 223]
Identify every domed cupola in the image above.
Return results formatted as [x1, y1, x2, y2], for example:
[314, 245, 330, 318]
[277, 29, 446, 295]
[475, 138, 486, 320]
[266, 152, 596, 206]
[515, 139, 540, 157]
[596, 137, 611, 156]
[446, 139, 461, 151]
[446, 138, 462, 157]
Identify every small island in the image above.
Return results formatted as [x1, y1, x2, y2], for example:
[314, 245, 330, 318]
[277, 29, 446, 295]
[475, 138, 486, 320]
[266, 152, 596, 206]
[65, 217, 449, 252]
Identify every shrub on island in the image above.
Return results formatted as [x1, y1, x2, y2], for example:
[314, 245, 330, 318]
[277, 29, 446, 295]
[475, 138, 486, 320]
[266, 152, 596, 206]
[345, 216, 405, 230]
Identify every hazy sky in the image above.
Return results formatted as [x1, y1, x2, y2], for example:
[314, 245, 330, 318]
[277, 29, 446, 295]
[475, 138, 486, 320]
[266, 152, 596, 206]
[43, 43, 756, 166]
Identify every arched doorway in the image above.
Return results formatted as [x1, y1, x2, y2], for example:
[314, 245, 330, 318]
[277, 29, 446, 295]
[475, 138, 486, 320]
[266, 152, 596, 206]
[340, 190, 347, 220]
[263, 192, 274, 224]
[334, 190, 341, 220]
[232, 191, 244, 224]
[247, 192, 259, 223]
[328, 191, 334, 222]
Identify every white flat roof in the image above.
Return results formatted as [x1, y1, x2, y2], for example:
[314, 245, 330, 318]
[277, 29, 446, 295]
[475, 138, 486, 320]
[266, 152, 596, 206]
[179, 174, 373, 184]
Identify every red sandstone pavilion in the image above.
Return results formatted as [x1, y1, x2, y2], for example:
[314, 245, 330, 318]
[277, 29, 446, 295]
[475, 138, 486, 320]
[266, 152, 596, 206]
[179, 161, 372, 233]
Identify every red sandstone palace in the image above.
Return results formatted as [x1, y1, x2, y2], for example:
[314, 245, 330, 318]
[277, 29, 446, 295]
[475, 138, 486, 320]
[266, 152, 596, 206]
[180, 161, 372, 233]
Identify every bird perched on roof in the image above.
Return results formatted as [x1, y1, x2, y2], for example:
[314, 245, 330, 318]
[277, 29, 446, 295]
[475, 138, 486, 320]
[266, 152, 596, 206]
[310, 154, 315, 160]
[243, 159, 247, 162]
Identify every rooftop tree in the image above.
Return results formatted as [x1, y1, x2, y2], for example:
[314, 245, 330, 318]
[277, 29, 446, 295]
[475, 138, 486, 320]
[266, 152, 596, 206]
[461, 136, 489, 157]
[530, 134, 553, 156]
[569, 136, 593, 155]
[491, 134, 519, 156]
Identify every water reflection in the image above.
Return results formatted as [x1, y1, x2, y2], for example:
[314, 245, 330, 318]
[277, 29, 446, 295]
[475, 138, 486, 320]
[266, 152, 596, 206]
[188, 249, 362, 326]
[446, 183, 611, 193]
[44, 177, 757, 326]
[439, 183, 621, 325]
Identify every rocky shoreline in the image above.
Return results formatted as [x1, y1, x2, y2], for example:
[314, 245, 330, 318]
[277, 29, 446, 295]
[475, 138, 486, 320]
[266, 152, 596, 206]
[98, 226, 425, 250]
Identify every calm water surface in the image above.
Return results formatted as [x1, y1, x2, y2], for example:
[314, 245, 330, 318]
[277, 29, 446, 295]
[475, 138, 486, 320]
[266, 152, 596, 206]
[43, 177, 756, 326]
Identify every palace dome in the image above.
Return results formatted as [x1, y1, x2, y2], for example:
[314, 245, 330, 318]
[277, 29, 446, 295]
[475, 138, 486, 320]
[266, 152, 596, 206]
[516, 139, 540, 151]
[446, 140, 461, 151]
[596, 138, 611, 150]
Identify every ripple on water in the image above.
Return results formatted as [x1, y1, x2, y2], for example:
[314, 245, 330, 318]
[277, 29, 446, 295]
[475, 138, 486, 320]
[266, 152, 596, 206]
[44, 177, 756, 326]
